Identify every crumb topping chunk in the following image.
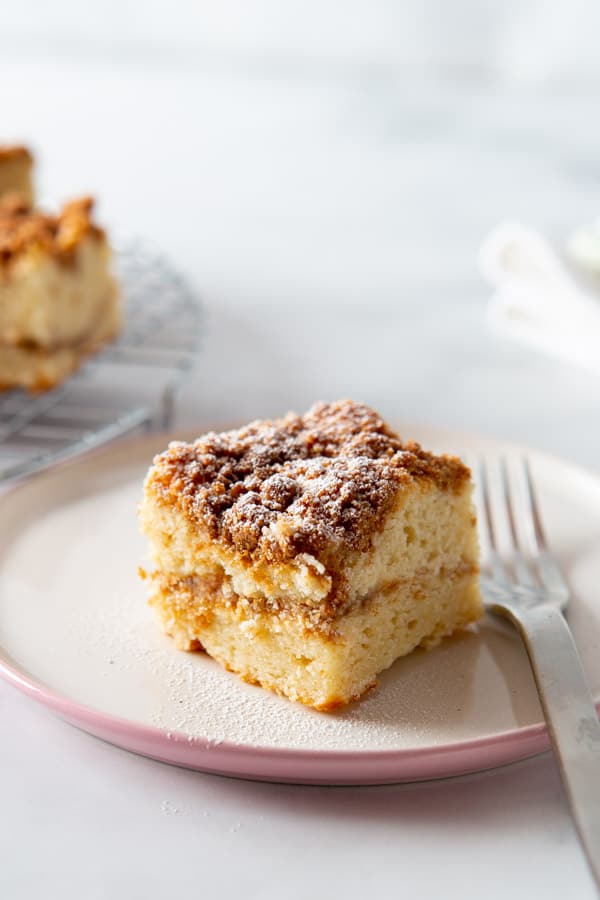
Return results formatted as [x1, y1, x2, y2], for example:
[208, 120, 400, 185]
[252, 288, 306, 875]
[0, 195, 104, 264]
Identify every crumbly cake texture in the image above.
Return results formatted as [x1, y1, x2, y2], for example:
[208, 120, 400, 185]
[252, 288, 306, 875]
[0, 145, 34, 205]
[0, 195, 120, 391]
[139, 401, 482, 710]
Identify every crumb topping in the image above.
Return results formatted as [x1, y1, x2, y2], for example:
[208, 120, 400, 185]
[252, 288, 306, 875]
[146, 400, 470, 565]
[0, 145, 33, 163]
[0, 195, 104, 264]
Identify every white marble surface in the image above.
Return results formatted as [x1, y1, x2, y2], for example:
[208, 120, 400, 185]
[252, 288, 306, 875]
[1, 7, 600, 898]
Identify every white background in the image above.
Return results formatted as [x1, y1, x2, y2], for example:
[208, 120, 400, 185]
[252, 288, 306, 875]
[1, 3, 599, 897]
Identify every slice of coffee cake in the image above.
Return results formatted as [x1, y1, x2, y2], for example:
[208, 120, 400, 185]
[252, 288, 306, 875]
[139, 401, 481, 710]
[0, 195, 120, 391]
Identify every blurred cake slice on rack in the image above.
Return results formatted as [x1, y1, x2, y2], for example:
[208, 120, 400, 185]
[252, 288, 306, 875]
[0, 140, 200, 485]
[0, 194, 121, 391]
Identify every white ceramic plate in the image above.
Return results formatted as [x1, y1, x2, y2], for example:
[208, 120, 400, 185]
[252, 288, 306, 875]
[0, 426, 599, 785]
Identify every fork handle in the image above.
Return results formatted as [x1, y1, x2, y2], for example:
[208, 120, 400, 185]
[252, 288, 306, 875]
[495, 600, 600, 886]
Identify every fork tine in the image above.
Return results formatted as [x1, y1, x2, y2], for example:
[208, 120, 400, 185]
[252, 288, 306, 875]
[522, 457, 548, 550]
[478, 458, 512, 585]
[521, 458, 570, 597]
[499, 458, 538, 587]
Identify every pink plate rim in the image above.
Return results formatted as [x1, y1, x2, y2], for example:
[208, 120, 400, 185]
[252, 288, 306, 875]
[0, 648, 566, 785]
[1, 423, 599, 785]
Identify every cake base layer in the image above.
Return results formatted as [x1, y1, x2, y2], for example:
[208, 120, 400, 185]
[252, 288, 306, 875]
[146, 567, 480, 710]
[0, 286, 120, 392]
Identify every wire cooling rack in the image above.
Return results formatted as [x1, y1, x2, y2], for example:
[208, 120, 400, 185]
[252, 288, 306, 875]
[0, 240, 202, 482]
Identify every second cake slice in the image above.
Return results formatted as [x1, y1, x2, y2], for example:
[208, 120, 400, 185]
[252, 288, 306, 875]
[0, 195, 120, 391]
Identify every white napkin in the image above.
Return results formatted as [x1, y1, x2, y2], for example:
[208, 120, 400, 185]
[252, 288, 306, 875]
[480, 223, 600, 374]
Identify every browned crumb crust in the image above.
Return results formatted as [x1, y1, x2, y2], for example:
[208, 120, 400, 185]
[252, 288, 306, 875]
[0, 145, 33, 163]
[235, 667, 376, 711]
[146, 400, 470, 566]
[0, 195, 105, 265]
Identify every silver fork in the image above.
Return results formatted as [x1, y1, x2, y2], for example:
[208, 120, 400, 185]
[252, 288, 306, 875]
[479, 457, 600, 888]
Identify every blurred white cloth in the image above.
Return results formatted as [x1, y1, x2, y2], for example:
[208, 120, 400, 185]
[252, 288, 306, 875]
[480, 223, 600, 374]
